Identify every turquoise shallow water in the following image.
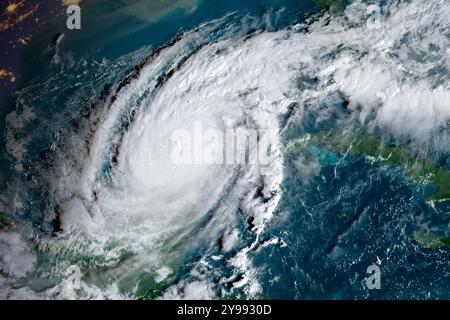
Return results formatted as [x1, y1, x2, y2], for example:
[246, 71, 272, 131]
[1, 0, 450, 299]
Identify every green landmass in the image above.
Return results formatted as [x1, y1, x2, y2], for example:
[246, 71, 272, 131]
[221, 293, 270, 300]
[305, 130, 450, 201]
[221, 293, 247, 300]
[410, 233, 450, 250]
[0, 213, 14, 229]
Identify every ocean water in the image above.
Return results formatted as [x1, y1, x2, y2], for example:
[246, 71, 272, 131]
[1, 0, 450, 299]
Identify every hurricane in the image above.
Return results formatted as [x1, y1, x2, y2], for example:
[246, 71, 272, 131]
[1, 0, 450, 300]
